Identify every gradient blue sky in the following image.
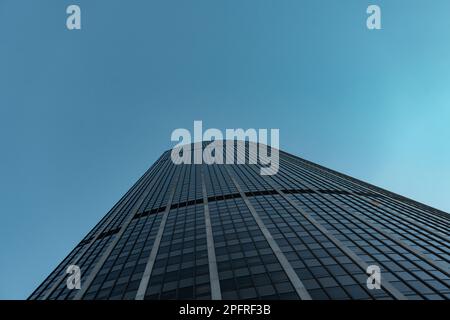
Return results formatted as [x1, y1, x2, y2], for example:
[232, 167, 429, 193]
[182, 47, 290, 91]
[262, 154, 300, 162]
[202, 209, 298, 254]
[1, 0, 449, 299]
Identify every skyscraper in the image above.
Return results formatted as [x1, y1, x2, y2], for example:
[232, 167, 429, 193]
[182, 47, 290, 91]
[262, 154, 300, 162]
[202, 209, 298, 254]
[29, 141, 450, 300]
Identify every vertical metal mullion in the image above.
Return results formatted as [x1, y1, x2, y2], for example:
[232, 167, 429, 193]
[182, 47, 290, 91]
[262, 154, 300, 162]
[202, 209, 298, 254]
[73, 156, 171, 300]
[135, 165, 181, 300]
[317, 192, 450, 282]
[258, 172, 407, 300]
[201, 165, 222, 300]
[222, 151, 311, 299]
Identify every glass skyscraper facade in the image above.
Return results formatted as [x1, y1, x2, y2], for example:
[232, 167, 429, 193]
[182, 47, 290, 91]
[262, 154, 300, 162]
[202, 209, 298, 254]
[29, 142, 450, 300]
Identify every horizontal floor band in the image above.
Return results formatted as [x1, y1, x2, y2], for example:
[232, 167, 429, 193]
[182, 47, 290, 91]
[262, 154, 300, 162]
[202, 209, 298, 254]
[74, 188, 388, 248]
[129, 189, 383, 221]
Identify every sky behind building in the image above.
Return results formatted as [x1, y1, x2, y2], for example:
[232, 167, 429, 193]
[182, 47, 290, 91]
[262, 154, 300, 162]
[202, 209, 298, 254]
[1, 0, 449, 299]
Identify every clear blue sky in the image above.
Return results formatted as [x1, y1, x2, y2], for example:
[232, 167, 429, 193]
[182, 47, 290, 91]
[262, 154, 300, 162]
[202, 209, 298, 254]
[1, 0, 449, 299]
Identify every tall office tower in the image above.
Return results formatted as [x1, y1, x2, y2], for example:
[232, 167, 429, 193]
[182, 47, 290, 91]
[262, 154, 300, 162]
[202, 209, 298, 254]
[29, 141, 450, 300]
